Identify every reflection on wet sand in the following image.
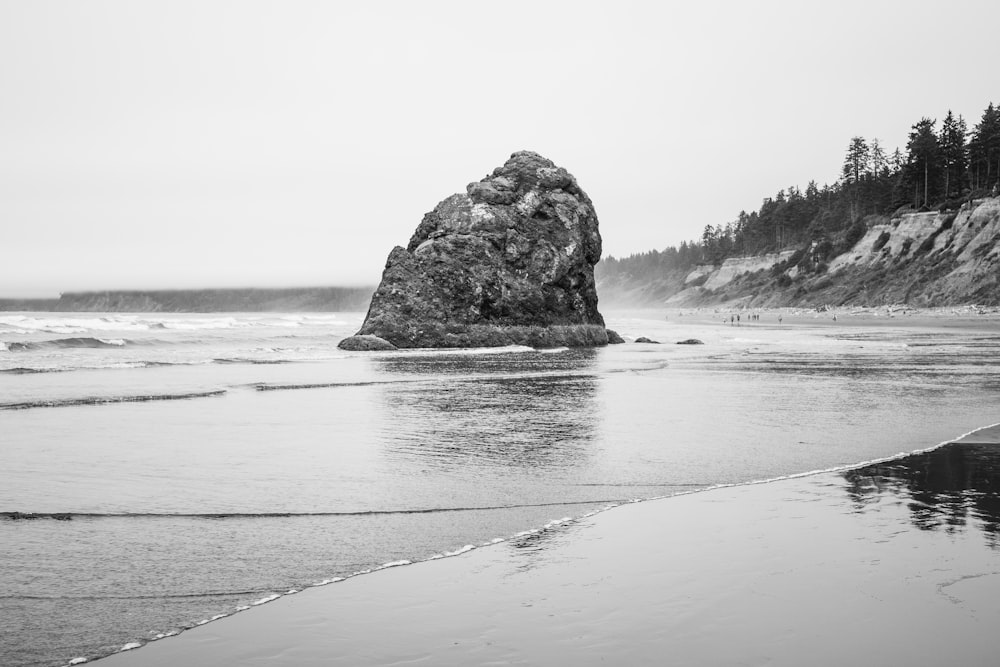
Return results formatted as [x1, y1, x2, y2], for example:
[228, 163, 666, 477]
[372, 351, 600, 470]
[732, 330, 1000, 391]
[844, 441, 1000, 545]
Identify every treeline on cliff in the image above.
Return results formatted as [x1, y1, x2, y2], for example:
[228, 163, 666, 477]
[597, 101, 1000, 302]
[0, 287, 375, 312]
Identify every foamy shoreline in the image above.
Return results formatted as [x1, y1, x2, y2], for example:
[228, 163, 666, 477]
[94, 424, 1000, 667]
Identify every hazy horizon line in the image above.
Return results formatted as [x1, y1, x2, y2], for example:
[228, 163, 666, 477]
[0, 284, 379, 300]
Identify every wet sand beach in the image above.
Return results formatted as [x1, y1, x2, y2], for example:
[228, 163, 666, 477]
[791, 308, 1000, 334]
[667, 305, 1000, 332]
[98, 425, 1000, 667]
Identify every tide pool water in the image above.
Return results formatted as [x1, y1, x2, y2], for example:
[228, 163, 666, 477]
[2, 311, 1000, 666]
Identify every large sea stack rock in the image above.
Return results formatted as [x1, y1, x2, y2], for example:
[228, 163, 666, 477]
[340, 151, 608, 349]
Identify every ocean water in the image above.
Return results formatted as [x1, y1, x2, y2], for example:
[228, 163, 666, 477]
[2, 310, 1000, 667]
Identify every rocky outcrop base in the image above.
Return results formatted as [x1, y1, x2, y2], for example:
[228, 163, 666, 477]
[346, 324, 609, 349]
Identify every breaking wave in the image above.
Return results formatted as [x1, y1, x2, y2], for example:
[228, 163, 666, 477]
[4, 337, 129, 352]
[213, 357, 293, 365]
[1, 500, 625, 521]
[0, 314, 350, 335]
[0, 367, 62, 374]
[0, 390, 227, 411]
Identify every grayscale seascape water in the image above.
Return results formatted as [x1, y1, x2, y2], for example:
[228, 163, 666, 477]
[3, 311, 1000, 667]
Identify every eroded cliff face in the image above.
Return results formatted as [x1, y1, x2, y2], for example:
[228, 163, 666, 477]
[606, 197, 1000, 309]
[791, 197, 1000, 306]
[341, 151, 608, 348]
[699, 251, 797, 291]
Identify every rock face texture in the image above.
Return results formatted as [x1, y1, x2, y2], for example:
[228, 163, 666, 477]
[340, 151, 607, 349]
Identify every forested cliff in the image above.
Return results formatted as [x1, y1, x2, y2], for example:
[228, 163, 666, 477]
[598, 102, 1000, 308]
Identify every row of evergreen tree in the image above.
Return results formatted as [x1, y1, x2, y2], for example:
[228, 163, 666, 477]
[599, 101, 1000, 280]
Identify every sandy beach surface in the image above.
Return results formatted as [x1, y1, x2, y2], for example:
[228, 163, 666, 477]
[663, 304, 1000, 331]
[97, 425, 1000, 667]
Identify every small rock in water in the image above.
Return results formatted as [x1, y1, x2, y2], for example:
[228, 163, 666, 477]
[337, 335, 398, 351]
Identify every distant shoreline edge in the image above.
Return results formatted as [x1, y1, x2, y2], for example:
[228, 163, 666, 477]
[0, 287, 377, 313]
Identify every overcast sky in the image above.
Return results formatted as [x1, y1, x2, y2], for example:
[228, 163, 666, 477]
[2, 0, 997, 297]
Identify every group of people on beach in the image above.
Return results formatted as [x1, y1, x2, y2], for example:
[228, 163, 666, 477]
[725, 312, 762, 325]
[720, 311, 844, 325]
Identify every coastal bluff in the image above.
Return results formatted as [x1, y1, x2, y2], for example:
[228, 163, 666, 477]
[339, 151, 608, 349]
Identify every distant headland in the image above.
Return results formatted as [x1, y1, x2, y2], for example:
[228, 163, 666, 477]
[0, 287, 375, 313]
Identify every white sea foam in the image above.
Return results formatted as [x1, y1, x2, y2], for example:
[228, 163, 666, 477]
[443, 544, 476, 557]
[0, 315, 154, 334]
[155, 317, 244, 331]
[251, 594, 280, 606]
[97, 338, 126, 346]
[255, 318, 303, 328]
[296, 314, 343, 323]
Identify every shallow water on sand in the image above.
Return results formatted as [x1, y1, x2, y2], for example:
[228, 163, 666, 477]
[2, 311, 1000, 666]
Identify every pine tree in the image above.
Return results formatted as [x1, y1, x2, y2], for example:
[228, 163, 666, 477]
[869, 138, 886, 179]
[970, 103, 999, 191]
[905, 118, 941, 207]
[805, 180, 819, 200]
[842, 137, 869, 220]
[890, 148, 905, 173]
[939, 110, 968, 198]
[842, 137, 869, 185]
